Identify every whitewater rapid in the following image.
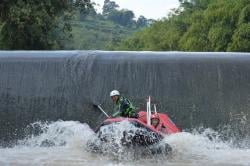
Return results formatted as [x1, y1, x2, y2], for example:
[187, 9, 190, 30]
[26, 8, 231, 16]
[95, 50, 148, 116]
[0, 120, 250, 166]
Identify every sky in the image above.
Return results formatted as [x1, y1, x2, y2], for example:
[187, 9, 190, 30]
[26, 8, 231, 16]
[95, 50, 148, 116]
[92, 0, 180, 20]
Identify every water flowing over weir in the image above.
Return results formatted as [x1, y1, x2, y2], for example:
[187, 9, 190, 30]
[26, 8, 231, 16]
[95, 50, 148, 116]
[0, 51, 250, 146]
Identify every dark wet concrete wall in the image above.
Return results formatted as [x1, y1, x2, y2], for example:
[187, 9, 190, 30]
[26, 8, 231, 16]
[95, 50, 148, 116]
[0, 51, 250, 144]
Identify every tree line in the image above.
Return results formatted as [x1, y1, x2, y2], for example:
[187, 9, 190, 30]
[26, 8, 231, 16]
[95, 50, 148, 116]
[79, 0, 153, 28]
[1, 0, 249, 51]
[100, 0, 153, 28]
[0, 0, 151, 50]
[114, 0, 250, 52]
[0, 0, 93, 50]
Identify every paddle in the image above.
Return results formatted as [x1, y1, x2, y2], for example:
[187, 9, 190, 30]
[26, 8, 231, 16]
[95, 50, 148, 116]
[93, 104, 110, 118]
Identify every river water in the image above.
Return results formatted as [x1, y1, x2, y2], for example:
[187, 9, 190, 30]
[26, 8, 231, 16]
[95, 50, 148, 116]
[0, 121, 249, 166]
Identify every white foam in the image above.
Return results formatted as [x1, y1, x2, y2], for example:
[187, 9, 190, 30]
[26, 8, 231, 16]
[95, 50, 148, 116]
[0, 121, 250, 166]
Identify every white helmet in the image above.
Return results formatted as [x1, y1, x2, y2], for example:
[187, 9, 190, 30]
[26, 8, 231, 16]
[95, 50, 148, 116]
[110, 90, 120, 97]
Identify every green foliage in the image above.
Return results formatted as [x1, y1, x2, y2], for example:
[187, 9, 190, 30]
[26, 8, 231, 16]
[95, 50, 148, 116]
[65, 17, 139, 50]
[208, 25, 232, 51]
[228, 23, 250, 52]
[101, 0, 153, 28]
[179, 11, 211, 51]
[102, 0, 119, 15]
[0, 0, 92, 50]
[179, 23, 210, 51]
[102, 0, 137, 27]
[137, 16, 148, 28]
[0, 0, 152, 50]
[0, 22, 2, 48]
[107, 9, 135, 27]
[238, 4, 250, 24]
[80, 6, 97, 21]
[115, 0, 250, 52]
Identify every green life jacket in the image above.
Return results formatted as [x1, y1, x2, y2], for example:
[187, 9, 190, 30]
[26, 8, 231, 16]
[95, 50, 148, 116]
[112, 96, 135, 118]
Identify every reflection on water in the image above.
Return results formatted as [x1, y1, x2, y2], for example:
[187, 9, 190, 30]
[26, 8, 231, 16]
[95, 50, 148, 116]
[0, 120, 250, 166]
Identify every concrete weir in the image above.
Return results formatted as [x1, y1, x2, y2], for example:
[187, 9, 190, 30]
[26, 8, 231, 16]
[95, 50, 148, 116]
[0, 51, 250, 144]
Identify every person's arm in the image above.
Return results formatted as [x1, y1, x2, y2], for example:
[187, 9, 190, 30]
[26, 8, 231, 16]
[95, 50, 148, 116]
[112, 100, 122, 117]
